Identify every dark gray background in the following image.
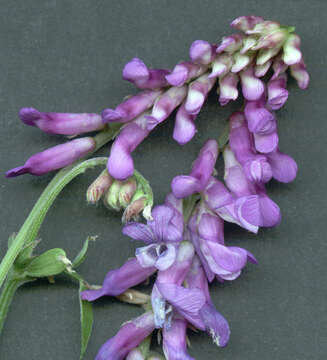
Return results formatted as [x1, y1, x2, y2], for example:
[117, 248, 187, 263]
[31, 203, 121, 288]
[0, 1, 326, 359]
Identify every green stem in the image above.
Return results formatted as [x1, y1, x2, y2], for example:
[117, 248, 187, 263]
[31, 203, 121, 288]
[0, 129, 116, 289]
[0, 278, 29, 333]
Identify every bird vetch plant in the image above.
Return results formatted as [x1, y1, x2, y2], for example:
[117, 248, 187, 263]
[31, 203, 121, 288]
[0, 15, 309, 360]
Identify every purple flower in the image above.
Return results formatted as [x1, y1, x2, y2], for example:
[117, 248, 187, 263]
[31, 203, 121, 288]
[102, 90, 162, 123]
[246, 20, 281, 36]
[107, 114, 150, 180]
[271, 56, 288, 80]
[122, 58, 169, 89]
[254, 60, 273, 77]
[267, 73, 289, 110]
[163, 317, 194, 360]
[6, 137, 95, 177]
[218, 72, 239, 106]
[282, 34, 302, 65]
[95, 311, 155, 360]
[146, 86, 187, 130]
[216, 34, 243, 54]
[229, 112, 272, 184]
[165, 61, 207, 87]
[256, 46, 282, 66]
[123, 205, 183, 272]
[184, 74, 216, 115]
[209, 53, 233, 79]
[19, 107, 104, 135]
[171, 139, 218, 198]
[290, 59, 310, 89]
[173, 102, 197, 145]
[186, 256, 230, 346]
[188, 205, 256, 280]
[231, 52, 253, 73]
[240, 66, 265, 101]
[252, 28, 287, 50]
[244, 99, 279, 153]
[189, 40, 216, 65]
[80, 258, 156, 301]
[230, 15, 264, 33]
[266, 149, 298, 183]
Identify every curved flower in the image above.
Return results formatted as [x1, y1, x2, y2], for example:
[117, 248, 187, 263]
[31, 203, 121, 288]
[19, 107, 104, 135]
[6, 137, 95, 177]
[189, 40, 216, 65]
[218, 72, 239, 106]
[230, 15, 264, 33]
[122, 57, 169, 89]
[171, 139, 218, 198]
[216, 34, 243, 54]
[209, 53, 233, 79]
[173, 102, 197, 145]
[165, 61, 207, 87]
[290, 59, 310, 89]
[81, 258, 156, 301]
[240, 66, 265, 101]
[135, 243, 177, 271]
[107, 113, 150, 180]
[267, 73, 289, 110]
[102, 90, 162, 123]
[95, 311, 155, 360]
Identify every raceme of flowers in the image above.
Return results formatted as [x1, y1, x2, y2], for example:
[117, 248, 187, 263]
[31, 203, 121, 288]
[5, 15, 309, 360]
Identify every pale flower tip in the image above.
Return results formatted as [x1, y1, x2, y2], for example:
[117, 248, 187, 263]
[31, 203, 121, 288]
[165, 69, 188, 87]
[5, 165, 28, 178]
[123, 57, 149, 82]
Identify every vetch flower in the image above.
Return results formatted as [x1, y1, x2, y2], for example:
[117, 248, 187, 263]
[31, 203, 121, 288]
[102, 90, 162, 123]
[86, 168, 113, 204]
[254, 60, 273, 77]
[173, 102, 197, 145]
[290, 59, 310, 89]
[81, 257, 156, 301]
[107, 113, 150, 180]
[229, 112, 272, 184]
[231, 51, 253, 73]
[189, 40, 216, 65]
[230, 15, 264, 33]
[218, 72, 239, 106]
[171, 139, 218, 198]
[240, 66, 265, 101]
[146, 86, 187, 130]
[282, 34, 302, 65]
[216, 34, 243, 54]
[122, 58, 169, 89]
[185, 256, 230, 346]
[19, 107, 104, 135]
[184, 73, 216, 115]
[95, 311, 155, 360]
[6, 137, 95, 177]
[165, 61, 207, 87]
[267, 73, 289, 110]
[163, 317, 194, 360]
[209, 53, 233, 79]
[266, 149, 298, 183]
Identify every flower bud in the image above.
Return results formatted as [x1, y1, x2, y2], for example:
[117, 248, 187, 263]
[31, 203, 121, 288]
[104, 180, 123, 211]
[189, 40, 216, 65]
[119, 177, 137, 208]
[86, 169, 113, 204]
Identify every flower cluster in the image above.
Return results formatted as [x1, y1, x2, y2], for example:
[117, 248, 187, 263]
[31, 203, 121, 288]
[5, 15, 309, 360]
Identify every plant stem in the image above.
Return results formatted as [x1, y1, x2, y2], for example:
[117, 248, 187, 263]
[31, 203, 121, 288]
[0, 128, 116, 289]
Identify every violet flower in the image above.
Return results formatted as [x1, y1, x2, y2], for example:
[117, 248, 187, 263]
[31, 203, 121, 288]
[240, 66, 265, 101]
[267, 73, 289, 110]
[230, 15, 264, 33]
[122, 58, 169, 89]
[229, 111, 272, 184]
[216, 34, 243, 54]
[254, 60, 272, 78]
[290, 60, 310, 89]
[209, 53, 233, 79]
[95, 311, 155, 360]
[218, 72, 239, 106]
[107, 113, 150, 180]
[244, 98, 279, 154]
[231, 51, 253, 73]
[171, 139, 218, 198]
[80, 257, 156, 301]
[122, 205, 183, 271]
[189, 40, 216, 65]
[184, 73, 216, 115]
[102, 90, 162, 123]
[165, 61, 207, 87]
[266, 149, 298, 183]
[173, 102, 197, 145]
[185, 256, 230, 346]
[163, 317, 194, 360]
[146, 86, 188, 130]
[19, 107, 104, 135]
[282, 34, 302, 66]
[6, 137, 95, 177]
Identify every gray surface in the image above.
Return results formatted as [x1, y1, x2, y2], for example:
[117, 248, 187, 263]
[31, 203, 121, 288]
[0, 1, 326, 359]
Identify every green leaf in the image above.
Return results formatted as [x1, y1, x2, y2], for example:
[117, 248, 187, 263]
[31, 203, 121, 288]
[72, 236, 97, 269]
[24, 248, 68, 278]
[79, 281, 93, 360]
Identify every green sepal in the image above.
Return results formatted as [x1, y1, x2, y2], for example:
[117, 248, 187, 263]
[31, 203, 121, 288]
[24, 248, 68, 278]
[72, 236, 97, 269]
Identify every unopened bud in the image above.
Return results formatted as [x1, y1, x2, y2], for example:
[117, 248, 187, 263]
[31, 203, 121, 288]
[122, 196, 146, 223]
[119, 177, 137, 207]
[116, 289, 150, 305]
[86, 169, 113, 204]
[104, 180, 123, 211]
